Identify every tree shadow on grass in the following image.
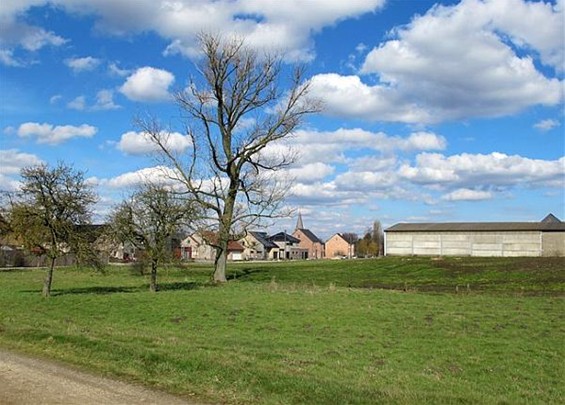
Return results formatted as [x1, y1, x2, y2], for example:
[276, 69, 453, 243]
[155, 281, 201, 292]
[23, 281, 203, 296]
[51, 285, 143, 296]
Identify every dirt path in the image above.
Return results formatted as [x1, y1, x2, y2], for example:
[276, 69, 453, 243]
[0, 349, 197, 404]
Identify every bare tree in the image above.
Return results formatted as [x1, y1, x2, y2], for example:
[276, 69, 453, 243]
[140, 34, 319, 282]
[108, 184, 197, 292]
[8, 163, 98, 297]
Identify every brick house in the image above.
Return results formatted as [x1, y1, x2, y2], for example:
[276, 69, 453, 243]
[292, 213, 325, 259]
[325, 233, 356, 258]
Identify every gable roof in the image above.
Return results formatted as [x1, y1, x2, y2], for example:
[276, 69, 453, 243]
[385, 221, 565, 233]
[269, 232, 300, 244]
[541, 213, 562, 223]
[327, 233, 355, 244]
[227, 240, 244, 252]
[248, 231, 278, 249]
[295, 228, 324, 244]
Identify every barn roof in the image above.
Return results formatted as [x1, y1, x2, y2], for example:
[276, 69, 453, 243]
[385, 221, 565, 233]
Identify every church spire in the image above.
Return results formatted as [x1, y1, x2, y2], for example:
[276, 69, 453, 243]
[296, 211, 304, 230]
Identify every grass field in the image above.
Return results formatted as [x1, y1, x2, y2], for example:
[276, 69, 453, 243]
[1, 257, 563, 404]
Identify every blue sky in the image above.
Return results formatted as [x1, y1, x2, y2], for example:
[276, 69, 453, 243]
[1, 0, 563, 239]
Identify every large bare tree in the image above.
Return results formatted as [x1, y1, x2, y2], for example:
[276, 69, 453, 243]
[9, 163, 98, 297]
[140, 34, 319, 282]
[108, 184, 197, 292]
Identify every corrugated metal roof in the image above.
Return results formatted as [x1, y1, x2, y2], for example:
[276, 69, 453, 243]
[385, 221, 565, 232]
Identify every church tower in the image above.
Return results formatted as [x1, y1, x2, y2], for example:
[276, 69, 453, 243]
[295, 211, 304, 230]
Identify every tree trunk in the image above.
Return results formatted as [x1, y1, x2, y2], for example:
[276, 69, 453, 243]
[213, 187, 236, 283]
[150, 259, 158, 292]
[42, 257, 56, 297]
[214, 245, 227, 283]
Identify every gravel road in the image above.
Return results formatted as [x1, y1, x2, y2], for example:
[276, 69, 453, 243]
[0, 349, 196, 404]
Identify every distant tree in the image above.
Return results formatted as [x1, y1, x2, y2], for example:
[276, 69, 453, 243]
[372, 220, 384, 256]
[356, 221, 384, 257]
[9, 163, 98, 297]
[108, 185, 197, 292]
[139, 33, 320, 282]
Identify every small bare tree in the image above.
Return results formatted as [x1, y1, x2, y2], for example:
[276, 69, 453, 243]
[108, 184, 197, 292]
[9, 163, 98, 297]
[140, 34, 319, 282]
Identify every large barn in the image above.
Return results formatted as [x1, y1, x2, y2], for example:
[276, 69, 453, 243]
[384, 214, 565, 257]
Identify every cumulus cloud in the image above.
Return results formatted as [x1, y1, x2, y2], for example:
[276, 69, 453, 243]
[1, 0, 385, 63]
[64, 56, 101, 72]
[399, 152, 565, 189]
[119, 67, 175, 102]
[0, 149, 43, 175]
[310, 0, 563, 124]
[0, 2, 67, 66]
[99, 166, 180, 189]
[534, 118, 560, 132]
[67, 96, 86, 110]
[0, 149, 43, 191]
[285, 162, 335, 184]
[16, 122, 97, 145]
[117, 130, 191, 155]
[441, 188, 493, 201]
[93, 89, 120, 110]
[289, 128, 446, 164]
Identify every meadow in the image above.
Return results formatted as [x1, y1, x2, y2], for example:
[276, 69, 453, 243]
[1, 257, 563, 404]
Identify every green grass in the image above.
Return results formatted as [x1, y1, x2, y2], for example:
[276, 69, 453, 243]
[0, 257, 563, 404]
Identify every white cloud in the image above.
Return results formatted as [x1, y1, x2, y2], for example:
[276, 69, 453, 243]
[289, 128, 446, 164]
[309, 74, 432, 123]
[0, 49, 23, 67]
[0, 6, 67, 64]
[399, 152, 565, 189]
[310, 0, 563, 124]
[117, 130, 191, 155]
[0, 149, 43, 191]
[49, 94, 62, 104]
[16, 122, 97, 145]
[64, 56, 101, 72]
[286, 162, 335, 183]
[67, 95, 86, 110]
[441, 188, 493, 201]
[534, 118, 560, 132]
[100, 166, 180, 189]
[108, 62, 131, 77]
[2, 0, 385, 63]
[93, 89, 120, 110]
[0, 149, 43, 175]
[119, 67, 175, 102]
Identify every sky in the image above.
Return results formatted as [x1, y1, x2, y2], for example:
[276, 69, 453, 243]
[0, 0, 564, 240]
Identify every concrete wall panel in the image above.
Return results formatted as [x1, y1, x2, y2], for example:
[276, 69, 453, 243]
[542, 232, 565, 256]
[385, 230, 563, 257]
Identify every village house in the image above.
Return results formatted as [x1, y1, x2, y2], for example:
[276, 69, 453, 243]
[269, 231, 308, 260]
[384, 213, 565, 257]
[325, 233, 356, 259]
[239, 231, 279, 260]
[292, 213, 325, 259]
[181, 232, 245, 261]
